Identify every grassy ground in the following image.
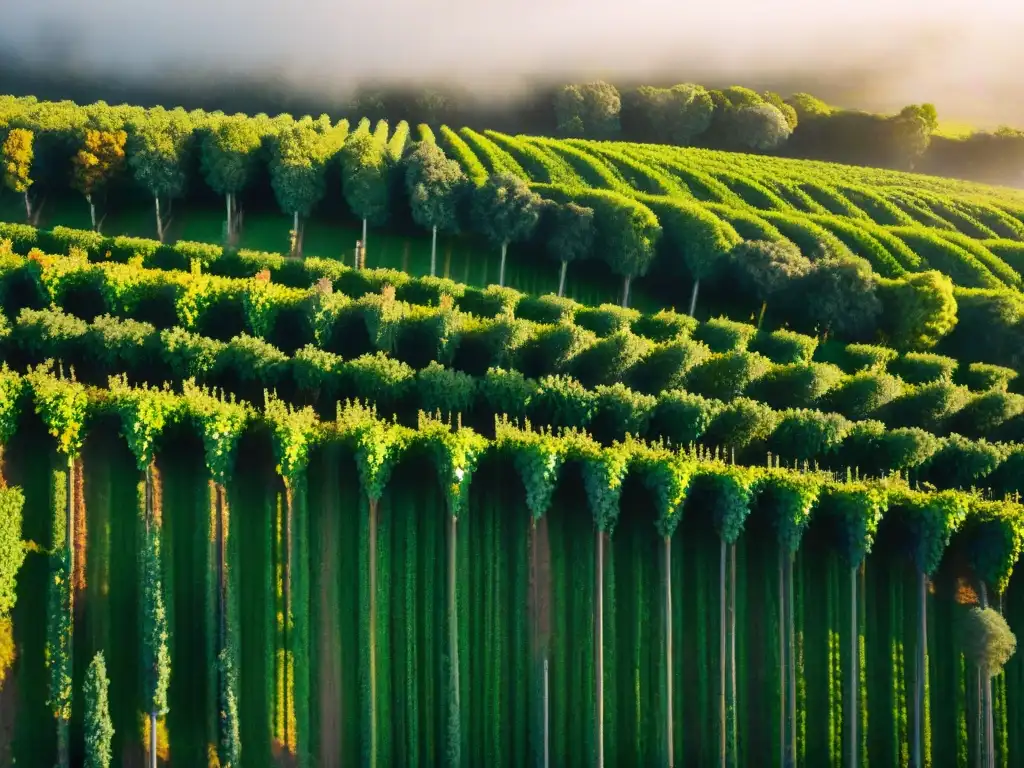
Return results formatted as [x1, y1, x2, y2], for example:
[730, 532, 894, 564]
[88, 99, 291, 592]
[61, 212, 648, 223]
[0, 190, 662, 313]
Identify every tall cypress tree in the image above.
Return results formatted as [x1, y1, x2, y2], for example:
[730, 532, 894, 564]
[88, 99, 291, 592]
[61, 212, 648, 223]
[84, 651, 114, 768]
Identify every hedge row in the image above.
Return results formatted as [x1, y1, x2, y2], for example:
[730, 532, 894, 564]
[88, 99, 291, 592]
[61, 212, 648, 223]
[11, 222, 1016, 380]
[5, 305, 1022, 496]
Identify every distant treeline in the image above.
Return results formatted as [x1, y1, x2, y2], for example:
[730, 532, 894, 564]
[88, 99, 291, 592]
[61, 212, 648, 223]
[1, 59, 1022, 186]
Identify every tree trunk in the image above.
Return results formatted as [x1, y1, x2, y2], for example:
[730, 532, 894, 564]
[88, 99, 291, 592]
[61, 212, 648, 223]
[24, 190, 32, 224]
[779, 548, 786, 768]
[87, 194, 97, 232]
[688, 279, 700, 317]
[362, 217, 368, 254]
[849, 565, 858, 768]
[225, 193, 232, 238]
[543, 657, 550, 768]
[150, 710, 158, 768]
[913, 568, 926, 768]
[66, 453, 74, 768]
[975, 669, 982, 768]
[558, 260, 568, 298]
[499, 242, 508, 287]
[665, 535, 674, 767]
[979, 584, 994, 768]
[57, 719, 69, 768]
[786, 556, 797, 767]
[155, 196, 164, 242]
[431, 225, 438, 277]
[595, 528, 605, 768]
[729, 542, 737, 767]
[621, 275, 631, 309]
[447, 513, 461, 767]
[757, 301, 768, 330]
[368, 498, 378, 766]
[719, 537, 727, 768]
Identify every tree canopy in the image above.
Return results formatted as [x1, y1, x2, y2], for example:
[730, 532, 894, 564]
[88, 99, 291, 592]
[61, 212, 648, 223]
[127, 108, 194, 200]
[470, 173, 542, 248]
[72, 129, 127, 199]
[340, 130, 391, 226]
[405, 140, 466, 234]
[201, 116, 264, 197]
[269, 122, 332, 217]
[554, 82, 621, 139]
[545, 201, 595, 266]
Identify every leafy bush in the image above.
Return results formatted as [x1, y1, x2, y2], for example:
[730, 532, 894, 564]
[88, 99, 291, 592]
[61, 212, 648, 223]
[631, 308, 698, 342]
[949, 391, 1024, 437]
[417, 361, 477, 417]
[515, 294, 578, 325]
[685, 351, 772, 401]
[878, 271, 958, 351]
[692, 316, 758, 352]
[291, 345, 344, 397]
[921, 434, 1004, 489]
[646, 390, 721, 447]
[341, 352, 415, 411]
[336, 267, 411, 300]
[963, 362, 1017, 392]
[626, 337, 712, 394]
[396, 276, 466, 307]
[589, 383, 656, 443]
[825, 371, 905, 420]
[873, 427, 943, 473]
[569, 330, 650, 388]
[746, 362, 844, 409]
[883, 381, 972, 432]
[890, 352, 958, 385]
[172, 240, 223, 270]
[452, 314, 530, 375]
[14, 307, 88, 360]
[459, 284, 522, 318]
[840, 343, 899, 372]
[159, 327, 225, 379]
[478, 367, 535, 422]
[748, 328, 818, 364]
[528, 374, 596, 429]
[516, 322, 595, 378]
[217, 334, 289, 386]
[703, 397, 780, 452]
[575, 303, 640, 337]
[767, 409, 851, 462]
[85, 314, 158, 372]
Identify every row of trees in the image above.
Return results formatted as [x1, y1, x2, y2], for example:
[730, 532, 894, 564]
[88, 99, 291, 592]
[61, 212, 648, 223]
[554, 82, 941, 170]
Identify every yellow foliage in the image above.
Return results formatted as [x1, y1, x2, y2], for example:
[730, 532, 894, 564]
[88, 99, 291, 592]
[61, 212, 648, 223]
[0, 617, 15, 689]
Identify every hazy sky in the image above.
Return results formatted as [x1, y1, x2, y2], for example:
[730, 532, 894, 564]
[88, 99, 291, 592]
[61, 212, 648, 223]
[2, 0, 1023, 124]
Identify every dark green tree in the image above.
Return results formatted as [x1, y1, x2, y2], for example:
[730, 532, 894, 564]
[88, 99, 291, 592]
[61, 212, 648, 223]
[880, 270, 958, 351]
[84, 651, 114, 768]
[201, 116, 264, 241]
[341, 131, 391, 259]
[729, 239, 813, 326]
[798, 253, 882, 340]
[726, 104, 793, 151]
[546, 201, 595, 297]
[554, 82, 621, 138]
[270, 123, 332, 257]
[962, 606, 1016, 768]
[634, 83, 714, 144]
[127, 108, 194, 242]
[404, 141, 466, 276]
[471, 173, 542, 287]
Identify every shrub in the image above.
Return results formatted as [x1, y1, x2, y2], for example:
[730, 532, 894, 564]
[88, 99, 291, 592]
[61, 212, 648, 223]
[963, 362, 1017, 392]
[746, 362, 844, 410]
[589, 383, 656, 443]
[291, 345, 344, 398]
[569, 330, 650, 388]
[921, 434, 1004, 489]
[949, 391, 1024, 437]
[516, 322, 595, 378]
[159, 327, 225, 379]
[767, 409, 852, 462]
[878, 271, 958, 351]
[416, 361, 477, 417]
[703, 397, 780, 452]
[748, 329, 818, 364]
[890, 352, 958, 385]
[396, 275, 466, 307]
[796, 254, 882, 340]
[172, 240, 223, 271]
[336, 267, 411, 300]
[575, 303, 640, 337]
[341, 352, 415, 411]
[692, 316, 758, 352]
[217, 334, 289, 386]
[515, 294, 578, 325]
[108, 235, 162, 264]
[840, 343, 899, 372]
[985, 448, 1024, 496]
[874, 427, 943, 472]
[459, 284, 522, 318]
[45, 226, 105, 259]
[453, 314, 531, 375]
[647, 390, 721, 447]
[883, 381, 972, 432]
[14, 307, 88, 361]
[685, 351, 772, 401]
[825, 370, 905, 421]
[626, 337, 712, 395]
[528, 374, 597, 430]
[631, 309, 698, 342]
[478, 367, 536, 422]
[0, 222, 39, 253]
[85, 314, 158, 372]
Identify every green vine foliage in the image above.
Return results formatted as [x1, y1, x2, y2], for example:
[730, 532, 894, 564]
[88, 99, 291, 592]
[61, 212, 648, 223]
[182, 380, 251, 483]
[819, 482, 890, 567]
[890, 488, 970, 575]
[243, 279, 307, 339]
[26, 364, 89, 457]
[569, 431, 633, 533]
[218, 646, 241, 768]
[139, 479, 170, 715]
[964, 499, 1024, 595]
[335, 401, 410, 505]
[264, 392, 319, 483]
[45, 467, 72, 722]
[0, 486, 26, 619]
[417, 411, 489, 518]
[757, 468, 821, 556]
[0, 366, 23, 449]
[107, 375, 181, 471]
[694, 462, 758, 543]
[632, 442, 695, 537]
[494, 417, 564, 519]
